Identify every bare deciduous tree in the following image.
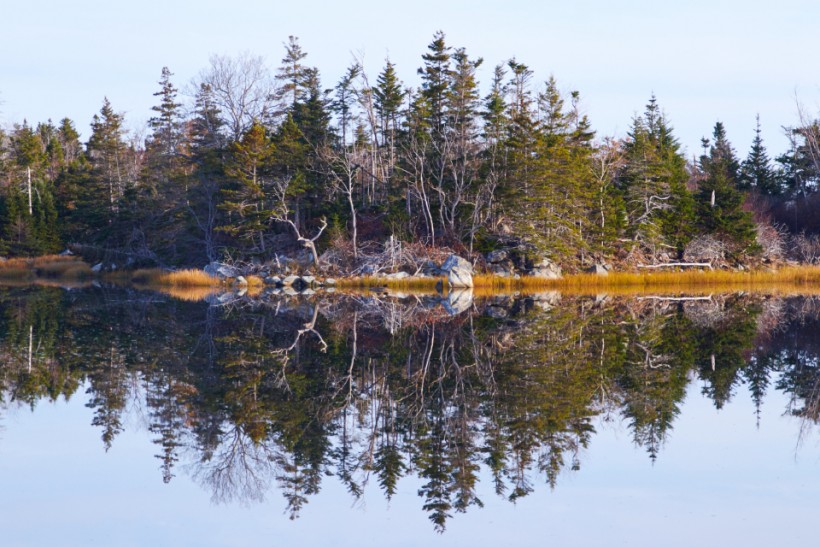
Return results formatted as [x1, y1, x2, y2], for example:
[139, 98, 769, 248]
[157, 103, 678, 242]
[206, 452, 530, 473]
[195, 52, 273, 140]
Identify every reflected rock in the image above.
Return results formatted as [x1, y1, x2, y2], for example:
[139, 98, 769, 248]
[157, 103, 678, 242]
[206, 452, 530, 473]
[443, 289, 474, 315]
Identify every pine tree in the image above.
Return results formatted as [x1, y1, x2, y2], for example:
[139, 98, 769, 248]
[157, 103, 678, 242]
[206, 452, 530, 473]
[275, 36, 311, 114]
[221, 121, 276, 253]
[739, 115, 779, 195]
[87, 98, 128, 216]
[619, 96, 694, 258]
[696, 122, 758, 253]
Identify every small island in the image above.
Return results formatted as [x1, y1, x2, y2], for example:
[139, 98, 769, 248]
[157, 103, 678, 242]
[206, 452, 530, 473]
[1, 33, 819, 296]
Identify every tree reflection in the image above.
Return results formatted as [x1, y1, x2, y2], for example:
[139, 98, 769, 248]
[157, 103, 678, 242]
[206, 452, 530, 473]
[0, 287, 819, 531]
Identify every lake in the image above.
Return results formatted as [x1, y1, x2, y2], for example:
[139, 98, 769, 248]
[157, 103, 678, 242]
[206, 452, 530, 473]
[0, 286, 818, 546]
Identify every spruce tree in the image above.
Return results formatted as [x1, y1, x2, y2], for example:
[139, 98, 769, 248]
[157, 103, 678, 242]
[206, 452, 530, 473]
[696, 122, 757, 253]
[739, 115, 779, 195]
[619, 96, 694, 258]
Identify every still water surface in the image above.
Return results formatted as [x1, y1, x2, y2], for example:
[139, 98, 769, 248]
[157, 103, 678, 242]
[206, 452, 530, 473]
[0, 286, 818, 546]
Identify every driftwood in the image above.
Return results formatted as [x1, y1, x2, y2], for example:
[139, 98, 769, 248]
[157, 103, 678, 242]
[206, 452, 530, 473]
[637, 295, 713, 302]
[638, 262, 713, 270]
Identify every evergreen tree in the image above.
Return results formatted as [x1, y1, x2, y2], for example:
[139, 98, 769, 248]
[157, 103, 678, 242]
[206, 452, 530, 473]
[739, 115, 779, 195]
[619, 96, 694, 258]
[696, 122, 758, 253]
[221, 121, 276, 253]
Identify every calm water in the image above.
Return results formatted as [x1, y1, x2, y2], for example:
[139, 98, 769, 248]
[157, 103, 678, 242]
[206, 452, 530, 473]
[1, 286, 819, 546]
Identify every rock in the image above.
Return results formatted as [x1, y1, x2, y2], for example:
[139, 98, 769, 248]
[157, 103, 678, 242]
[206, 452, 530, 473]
[264, 276, 281, 286]
[205, 291, 240, 306]
[485, 305, 509, 319]
[301, 275, 316, 285]
[59, 249, 74, 256]
[585, 264, 609, 276]
[282, 286, 299, 296]
[91, 263, 103, 273]
[301, 288, 316, 296]
[486, 250, 508, 263]
[325, 287, 336, 293]
[324, 278, 337, 286]
[421, 260, 441, 276]
[442, 289, 474, 315]
[530, 258, 562, 279]
[490, 263, 514, 277]
[530, 291, 561, 311]
[441, 255, 474, 288]
[282, 275, 300, 286]
[235, 276, 248, 286]
[385, 271, 410, 280]
[204, 261, 239, 279]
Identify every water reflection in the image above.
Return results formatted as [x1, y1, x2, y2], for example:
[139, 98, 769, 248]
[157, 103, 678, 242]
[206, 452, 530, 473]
[0, 287, 818, 531]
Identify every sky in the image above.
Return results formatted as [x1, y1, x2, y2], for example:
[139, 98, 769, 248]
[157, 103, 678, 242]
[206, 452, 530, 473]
[2, 0, 819, 157]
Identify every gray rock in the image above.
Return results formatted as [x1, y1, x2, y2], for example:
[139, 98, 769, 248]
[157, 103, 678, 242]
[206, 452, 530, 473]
[324, 278, 337, 286]
[282, 286, 299, 296]
[204, 261, 240, 279]
[585, 264, 609, 276]
[264, 276, 281, 286]
[442, 289, 474, 315]
[441, 254, 473, 274]
[530, 258, 562, 279]
[91, 263, 103, 273]
[282, 275, 300, 286]
[301, 275, 316, 285]
[485, 305, 509, 319]
[59, 249, 74, 256]
[490, 264, 514, 277]
[421, 260, 441, 276]
[531, 291, 561, 311]
[441, 255, 474, 288]
[301, 288, 316, 296]
[235, 276, 248, 286]
[486, 249, 508, 263]
[385, 271, 410, 280]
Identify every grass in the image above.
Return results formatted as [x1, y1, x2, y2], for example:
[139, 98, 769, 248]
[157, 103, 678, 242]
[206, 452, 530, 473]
[336, 266, 820, 296]
[336, 275, 445, 292]
[129, 268, 221, 288]
[0, 254, 92, 281]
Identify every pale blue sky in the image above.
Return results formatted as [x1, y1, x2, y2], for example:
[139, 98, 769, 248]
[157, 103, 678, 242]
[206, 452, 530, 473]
[2, 0, 818, 157]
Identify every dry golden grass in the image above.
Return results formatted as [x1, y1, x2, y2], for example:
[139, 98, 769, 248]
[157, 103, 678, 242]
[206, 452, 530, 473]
[160, 286, 221, 302]
[336, 267, 820, 297]
[472, 266, 820, 295]
[245, 275, 265, 288]
[0, 255, 91, 281]
[130, 268, 221, 288]
[337, 275, 445, 291]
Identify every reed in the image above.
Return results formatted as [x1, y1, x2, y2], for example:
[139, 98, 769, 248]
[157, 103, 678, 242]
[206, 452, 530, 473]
[336, 275, 445, 291]
[130, 268, 221, 288]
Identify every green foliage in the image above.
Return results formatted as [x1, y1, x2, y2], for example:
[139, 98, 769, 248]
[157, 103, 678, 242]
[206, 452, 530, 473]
[696, 122, 758, 253]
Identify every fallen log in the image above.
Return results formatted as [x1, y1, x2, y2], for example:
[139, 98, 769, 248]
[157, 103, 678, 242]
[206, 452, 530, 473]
[638, 262, 713, 270]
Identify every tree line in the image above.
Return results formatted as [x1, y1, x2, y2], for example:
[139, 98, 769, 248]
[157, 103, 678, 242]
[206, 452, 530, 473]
[0, 32, 818, 268]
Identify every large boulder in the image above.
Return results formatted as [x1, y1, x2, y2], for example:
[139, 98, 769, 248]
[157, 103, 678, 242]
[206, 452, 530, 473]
[486, 249, 508, 264]
[442, 289, 474, 315]
[530, 257, 562, 279]
[585, 264, 609, 276]
[204, 262, 240, 279]
[441, 255, 474, 288]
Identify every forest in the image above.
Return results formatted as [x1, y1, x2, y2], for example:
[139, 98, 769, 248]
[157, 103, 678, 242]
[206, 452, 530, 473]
[1, 32, 819, 273]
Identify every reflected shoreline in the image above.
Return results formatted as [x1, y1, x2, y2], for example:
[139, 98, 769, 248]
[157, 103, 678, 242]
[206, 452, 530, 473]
[0, 286, 818, 531]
